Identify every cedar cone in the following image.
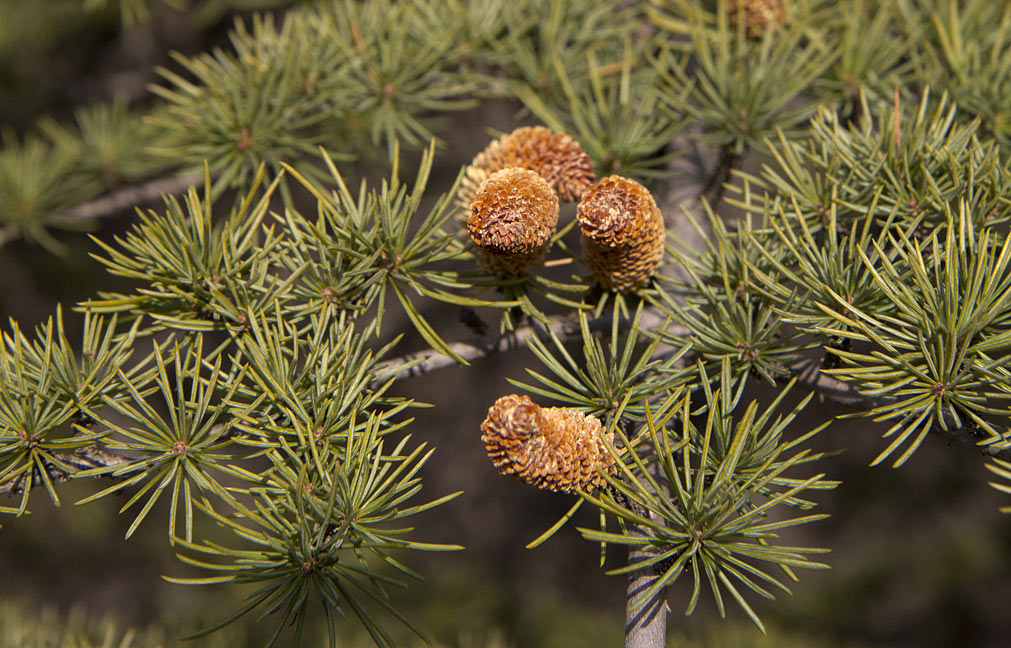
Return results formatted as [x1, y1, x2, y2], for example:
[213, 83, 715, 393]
[728, 0, 788, 37]
[578, 175, 665, 292]
[481, 394, 616, 494]
[468, 167, 559, 277]
[457, 126, 595, 210]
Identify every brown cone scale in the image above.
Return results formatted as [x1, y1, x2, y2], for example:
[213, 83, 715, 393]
[468, 167, 559, 277]
[480, 394, 616, 494]
[578, 175, 665, 292]
[728, 0, 788, 37]
[457, 126, 595, 210]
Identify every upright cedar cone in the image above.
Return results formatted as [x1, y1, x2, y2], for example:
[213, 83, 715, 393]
[457, 126, 595, 210]
[468, 167, 559, 277]
[481, 394, 616, 494]
[578, 175, 665, 292]
[728, 0, 788, 37]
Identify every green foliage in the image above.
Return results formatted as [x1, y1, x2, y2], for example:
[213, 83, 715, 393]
[85, 165, 283, 330]
[650, 0, 837, 154]
[810, 0, 909, 109]
[512, 301, 690, 421]
[817, 207, 1011, 466]
[517, 42, 689, 180]
[0, 602, 177, 648]
[281, 143, 497, 358]
[0, 131, 97, 250]
[0, 308, 143, 515]
[228, 309, 408, 457]
[745, 200, 895, 333]
[660, 204, 808, 387]
[899, 0, 1011, 150]
[717, 89, 1011, 466]
[320, 0, 477, 154]
[3, 150, 469, 641]
[735, 91, 1011, 232]
[8, 0, 1011, 644]
[0, 99, 174, 251]
[170, 415, 461, 648]
[39, 99, 171, 187]
[150, 11, 354, 193]
[75, 335, 249, 542]
[986, 457, 1011, 514]
[481, 0, 640, 105]
[584, 361, 833, 632]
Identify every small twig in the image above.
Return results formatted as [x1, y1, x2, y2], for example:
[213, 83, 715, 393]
[703, 143, 743, 207]
[55, 170, 202, 224]
[74, 443, 131, 470]
[0, 444, 129, 497]
[377, 309, 690, 382]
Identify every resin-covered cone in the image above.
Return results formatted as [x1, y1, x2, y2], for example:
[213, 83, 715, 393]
[468, 167, 559, 277]
[480, 394, 616, 494]
[728, 0, 788, 37]
[458, 126, 595, 210]
[578, 175, 665, 292]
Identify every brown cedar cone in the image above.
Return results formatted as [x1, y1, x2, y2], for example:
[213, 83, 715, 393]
[457, 126, 595, 210]
[578, 175, 665, 292]
[468, 167, 559, 277]
[480, 394, 616, 494]
[728, 0, 788, 37]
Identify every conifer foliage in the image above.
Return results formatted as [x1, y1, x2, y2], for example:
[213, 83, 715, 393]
[3, 1, 1011, 646]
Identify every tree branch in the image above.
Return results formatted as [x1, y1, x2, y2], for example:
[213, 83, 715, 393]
[625, 558, 669, 648]
[54, 170, 202, 224]
[378, 309, 690, 382]
[623, 454, 671, 648]
[791, 358, 1011, 462]
[0, 444, 129, 497]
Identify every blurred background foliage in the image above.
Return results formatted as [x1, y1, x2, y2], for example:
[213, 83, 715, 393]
[2, 0, 1011, 646]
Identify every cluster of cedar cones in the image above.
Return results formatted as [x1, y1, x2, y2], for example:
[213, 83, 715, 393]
[463, 126, 667, 493]
[474, 0, 790, 497]
[461, 125, 666, 292]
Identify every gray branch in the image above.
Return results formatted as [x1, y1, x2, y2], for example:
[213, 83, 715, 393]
[378, 308, 690, 382]
[55, 170, 202, 224]
[0, 443, 129, 497]
[791, 358, 1011, 462]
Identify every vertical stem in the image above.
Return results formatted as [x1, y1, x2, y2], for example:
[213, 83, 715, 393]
[619, 130, 710, 647]
[703, 143, 744, 208]
[619, 428, 669, 648]
[625, 549, 668, 648]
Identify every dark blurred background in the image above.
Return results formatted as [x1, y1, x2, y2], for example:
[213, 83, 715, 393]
[1, 2, 1010, 646]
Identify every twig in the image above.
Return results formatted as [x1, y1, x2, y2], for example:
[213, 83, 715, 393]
[791, 358, 1011, 462]
[55, 170, 202, 224]
[703, 143, 743, 208]
[0, 444, 129, 497]
[377, 309, 690, 382]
